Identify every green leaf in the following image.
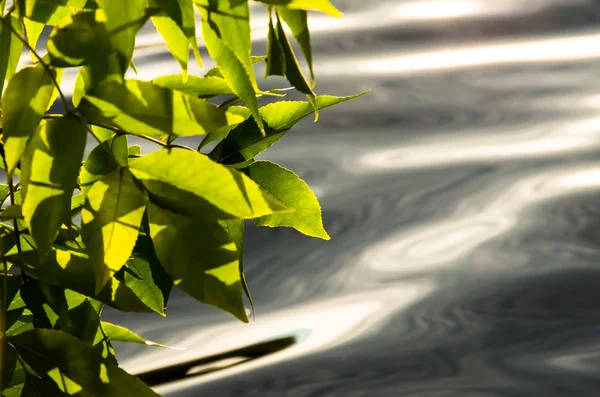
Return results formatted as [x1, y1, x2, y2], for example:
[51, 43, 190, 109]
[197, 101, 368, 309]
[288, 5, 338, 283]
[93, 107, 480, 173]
[96, 0, 150, 77]
[257, 0, 343, 17]
[151, 0, 202, 79]
[196, 0, 265, 134]
[128, 148, 288, 219]
[265, 10, 285, 77]
[7, 249, 155, 313]
[23, 17, 44, 62]
[128, 145, 141, 157]
[213, 92, 367, 165]
[101, 321, 175, 348]
[10, 329, 160, 396]
[79, 137, 122, 199]
[151, 75, 233, 97]
[78, 79, 242, 137]
[82, 169, 148, 293]
[122, 247, 172, 316]
[276, 6, 313, 83]
[18, 0, 88, 25]
[248, 160, 328, 239]
[0, 342, 19, 394]
[20, 116, 87, 257]
[148, 202, 247, 322]
[0, 204, 23, 220]
[221, 218, 254, 318]
[0, 15, 24, 95]
[1, 66, 57, 175]
[199, 105, 251, 149]
[204, 55, 265, 78]
[47, 10, 112, 67]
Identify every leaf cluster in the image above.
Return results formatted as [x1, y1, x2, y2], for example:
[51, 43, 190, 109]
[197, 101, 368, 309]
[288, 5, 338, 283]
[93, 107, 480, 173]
[0, 0, 364, 394]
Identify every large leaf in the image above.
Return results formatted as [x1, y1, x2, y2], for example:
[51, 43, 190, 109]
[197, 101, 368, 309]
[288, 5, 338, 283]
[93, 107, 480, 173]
[256, 0, 342, 17]
[9, 329, 160, 396]
[276, 6, 313, 83]
[20, 117, 87, 258]
[7, 249, 154, 313]
[18, 0, 88, 25]
[196, 0, 265, 134]
[47, 10, 112, 67]
[96, 0, 149, 77]
[151, 75, 233, 97]
[78, 79, 242, 137]
[247, 160, 329, 239]
[128, 149, 288, 219]
[151, 0, 201, 79]
[212, 92, 367, 165]
[1, 66, 56, 175]
[0, 15, 24, 95]
[148, 202, 247, 322]
[82, 169, 148, 293]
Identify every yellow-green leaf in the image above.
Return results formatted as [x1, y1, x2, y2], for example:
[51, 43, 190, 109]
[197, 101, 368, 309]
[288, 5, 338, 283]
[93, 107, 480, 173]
[101, 321, 175, 348]
[151, 75, 233, 97]
[148, 202, 247, 322]
[1, 66, 57, 175]
[78, 79, 242, 136]
[257, 0, 342, 17]
[276, 6, 313, 82]
[81, 169, 148, 293]
[23, 17, 44, 62]
[248, 161, 329, 239]
[0, 15, 24, 95]
[129, 149, 288, 219]
[20, 117, 87, 257]
[265, 10, 285, 77]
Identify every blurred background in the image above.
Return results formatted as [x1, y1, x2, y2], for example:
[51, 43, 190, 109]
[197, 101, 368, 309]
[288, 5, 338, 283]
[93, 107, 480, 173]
[98, 0, 600, 395]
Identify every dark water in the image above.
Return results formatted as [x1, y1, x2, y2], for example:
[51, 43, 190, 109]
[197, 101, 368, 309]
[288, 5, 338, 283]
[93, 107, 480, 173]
[99, 1, 600, 395]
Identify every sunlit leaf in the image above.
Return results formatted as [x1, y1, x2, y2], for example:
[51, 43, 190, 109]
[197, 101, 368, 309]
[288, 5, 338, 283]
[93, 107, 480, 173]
[1, 66, 57, 175]
[256, 0, 343, 17]
[248, 160, 329, 239]
[212, 92, 367, 165]
[204, 55, 266, 78]
[18, 0, 88, 25]
[128, 148, 289, 219]
[151, 75, 233, 97]
[47, 10, 112, 67]
[82, 169, 148, 293]
[79, 135, 126, 199]
[0, 204, 22, 220]
[23, 17, 44, 62]
[199, 106, 251, 149]
[20, 116, 87, 257]
[148, 202, 247, 322]
[78, 79, 241, 136]
[102, 321, 175, 348]
[150, 0, 201, 79]
[196, 0, 265, 134]
[10, 329, 160, 396]
[0, 15, 24, 95]
[276, 6, 313, 83]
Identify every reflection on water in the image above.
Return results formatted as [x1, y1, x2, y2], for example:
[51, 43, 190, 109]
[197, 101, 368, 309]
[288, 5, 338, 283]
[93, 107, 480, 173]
[100, 0, 600, 395]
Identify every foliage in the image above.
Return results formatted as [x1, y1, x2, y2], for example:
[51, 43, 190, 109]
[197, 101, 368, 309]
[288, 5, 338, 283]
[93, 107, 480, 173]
[0, 0, 364, 394]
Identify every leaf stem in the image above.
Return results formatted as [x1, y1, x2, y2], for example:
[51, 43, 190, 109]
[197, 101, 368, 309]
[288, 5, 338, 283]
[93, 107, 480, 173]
[0, 15, 70, 112]
[86, 121, 195, 151]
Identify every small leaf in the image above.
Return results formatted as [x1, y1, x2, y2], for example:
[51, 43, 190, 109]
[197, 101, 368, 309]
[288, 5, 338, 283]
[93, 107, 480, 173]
[18, 0, 88, 25]
[151, 75, 233, 97]
[213, 92, 367, 165]
[148, 202, 247, 322]
[23, 17, 44, 62]
[196, 0, 265, 134]
[199, 106, 251, 149]
[79, 136, 121, 199]
[1, 66, 56, 175]
[47, 10, 112, 67]
[79, 79, 241, 137]
[221, 218, 254, 318]
[276, 6, 313, 83]
[204, 55, 265, 78]
[128, 149, 288, 219]
[101, 321, 177, 348]
[0, 15, 24, 95]
[21, 116, 87, 257]
[82, 169, 148, 293]
[248, 161, 329, 239]
[257, 0, 343, 17]
[10, 329, 160, 396]
[265, 10, 285, 77]
[128, 145, 141, 157]
[0, 204, 23, 220]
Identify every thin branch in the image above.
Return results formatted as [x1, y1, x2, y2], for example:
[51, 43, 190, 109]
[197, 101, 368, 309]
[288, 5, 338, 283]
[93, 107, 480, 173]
[0, 15, 70, 111]
[0, 229, 6, 393]
[1, 156, 20, 255]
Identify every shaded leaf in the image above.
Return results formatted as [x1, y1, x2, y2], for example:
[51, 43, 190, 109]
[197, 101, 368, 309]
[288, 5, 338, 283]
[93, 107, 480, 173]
[79, 79, 242, 136]
[18, 0, 88, 25]
[148, 202, 247, 322]
[0, 15, 24, 95]
[276, 6, 313, 83]
[82, 169, 148, 293]
[47, 10, 112, 67]
[248, 160, 328, 239]
[151, 75, 233, 97]
[10, 329, 160, 396]
[196, 0, 265, 134]
[79, 136, 121, 199]
[212, 92, 367, 165]
[0, 204, 23, 220]
[199, 105, 251, 149]
[1, 66, 56, 175]
[221, 218, 254, 317]
[265, 10, 285, 77]
[20, 116, 87, 257]
[129, 148, 288, 219]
